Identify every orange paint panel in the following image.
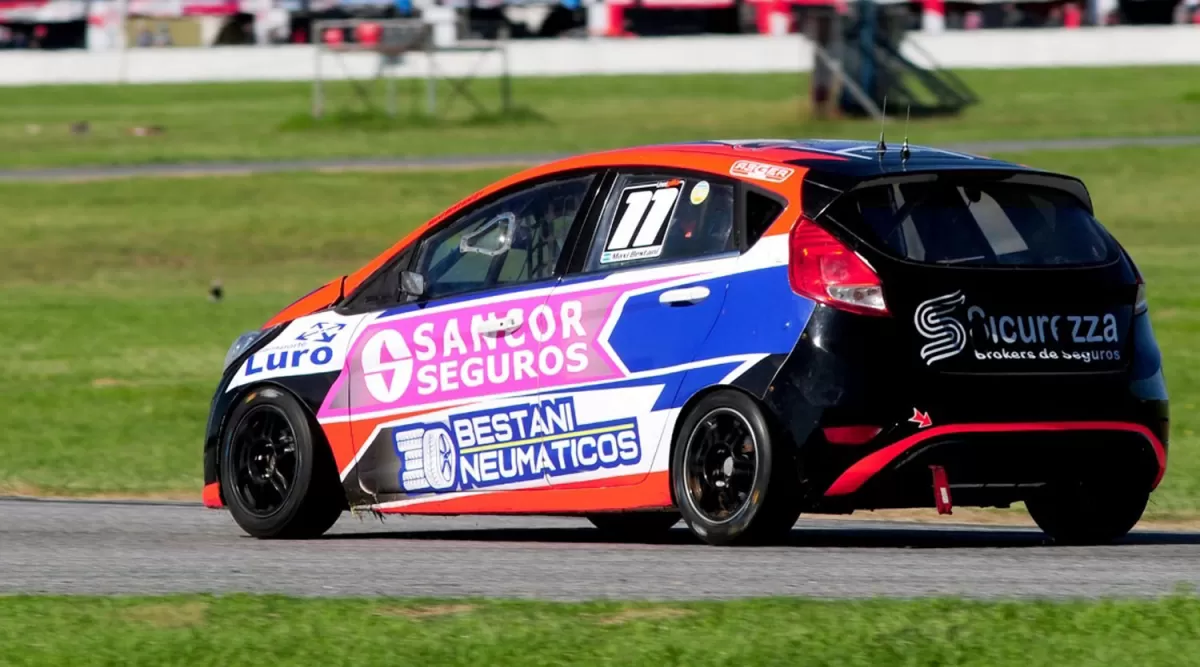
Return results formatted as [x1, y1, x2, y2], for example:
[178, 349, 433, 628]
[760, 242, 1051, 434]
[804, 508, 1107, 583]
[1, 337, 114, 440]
[321, 402, 472, 473]
[341, 148, 808, 296]
[263, 144, 812, 329]
[202, 482, 224, 509]
[376, 471, 672, 515]
[263, 278, 343, 329]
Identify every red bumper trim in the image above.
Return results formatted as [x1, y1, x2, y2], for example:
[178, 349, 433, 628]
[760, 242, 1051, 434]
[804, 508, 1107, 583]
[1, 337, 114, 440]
[202, 482, 224, 508]
[823, 421, 1167, 497]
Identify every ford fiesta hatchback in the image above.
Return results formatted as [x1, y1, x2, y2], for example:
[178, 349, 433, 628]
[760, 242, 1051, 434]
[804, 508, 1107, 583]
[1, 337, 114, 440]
[204, 139, 1168, 545]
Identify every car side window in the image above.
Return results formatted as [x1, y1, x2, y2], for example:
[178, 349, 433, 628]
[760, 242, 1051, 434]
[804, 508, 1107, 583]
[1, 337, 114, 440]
[584, 173, 736, 272]
[416, 174, 594, 300]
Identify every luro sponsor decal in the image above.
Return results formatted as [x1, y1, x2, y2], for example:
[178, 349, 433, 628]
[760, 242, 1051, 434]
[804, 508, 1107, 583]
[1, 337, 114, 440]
[244, 341, 335, 376]
[915, 291, 1122, 366]
[322, 284, 633, 416]
[393, 397, 641, 492]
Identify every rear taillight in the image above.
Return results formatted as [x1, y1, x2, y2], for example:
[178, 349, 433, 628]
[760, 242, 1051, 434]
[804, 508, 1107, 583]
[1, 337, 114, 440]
[788, 218, 888, 316]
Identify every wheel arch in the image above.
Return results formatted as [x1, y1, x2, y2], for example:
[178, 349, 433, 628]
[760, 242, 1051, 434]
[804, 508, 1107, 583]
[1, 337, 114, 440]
[210, 381, 347, 510]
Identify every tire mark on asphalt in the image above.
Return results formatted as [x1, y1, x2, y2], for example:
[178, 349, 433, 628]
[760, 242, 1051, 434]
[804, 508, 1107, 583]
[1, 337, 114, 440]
[2, 136, 1198, 183]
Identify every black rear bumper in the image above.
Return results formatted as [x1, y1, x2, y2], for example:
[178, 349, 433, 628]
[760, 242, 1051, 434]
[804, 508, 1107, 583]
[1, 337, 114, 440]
[761, 306, 1170, 512]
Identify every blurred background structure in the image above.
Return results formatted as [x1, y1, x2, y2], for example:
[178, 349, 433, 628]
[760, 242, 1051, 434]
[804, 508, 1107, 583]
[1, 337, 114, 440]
[0, 0, 1195, 51]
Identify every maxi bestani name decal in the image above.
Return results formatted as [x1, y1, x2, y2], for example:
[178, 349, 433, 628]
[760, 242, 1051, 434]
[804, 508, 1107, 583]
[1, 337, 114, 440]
[915, 291, 1122, 365]
[317, 282, 647, 419]
[393, 396, 642, 492]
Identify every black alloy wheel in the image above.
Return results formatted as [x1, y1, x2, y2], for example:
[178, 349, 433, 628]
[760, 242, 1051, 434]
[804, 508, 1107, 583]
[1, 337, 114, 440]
[220, 387, 344, 539]
[671, 390, 802, 545]
[230, 405, 300, 517]
[683, 407, 759, 524]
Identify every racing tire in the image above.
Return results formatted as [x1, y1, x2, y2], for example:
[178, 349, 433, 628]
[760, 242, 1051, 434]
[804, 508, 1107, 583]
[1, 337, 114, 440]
[587, 512, 680, 540]
[671, 390, 802, 546]
[1026, 477, 1149, 545]
[220, 387, 345, 539]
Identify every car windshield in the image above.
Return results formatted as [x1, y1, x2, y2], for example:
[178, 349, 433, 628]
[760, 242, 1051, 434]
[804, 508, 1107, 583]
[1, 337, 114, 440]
[830, 178, 1116, 267]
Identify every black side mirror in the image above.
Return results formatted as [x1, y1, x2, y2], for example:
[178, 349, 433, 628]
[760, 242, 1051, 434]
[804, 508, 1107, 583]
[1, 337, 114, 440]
[400, 271, 426, 299]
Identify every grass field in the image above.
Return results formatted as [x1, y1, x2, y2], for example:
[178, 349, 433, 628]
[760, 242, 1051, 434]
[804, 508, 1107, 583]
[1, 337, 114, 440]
[2, 66, 1200, 168]
[1, 144, 1197, 513]
[3, 594, 1200, 666]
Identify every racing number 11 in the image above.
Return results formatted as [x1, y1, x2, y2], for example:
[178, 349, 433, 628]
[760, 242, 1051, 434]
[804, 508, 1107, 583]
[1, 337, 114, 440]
[602, 182, 681, 263]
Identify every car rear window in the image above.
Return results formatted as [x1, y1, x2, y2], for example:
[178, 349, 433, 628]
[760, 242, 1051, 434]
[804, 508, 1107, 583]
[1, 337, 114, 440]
[828, 179, 1116, 267]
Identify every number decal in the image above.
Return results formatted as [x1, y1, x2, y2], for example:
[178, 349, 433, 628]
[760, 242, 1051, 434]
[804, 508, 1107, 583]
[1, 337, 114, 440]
[601, 182, 681, 264]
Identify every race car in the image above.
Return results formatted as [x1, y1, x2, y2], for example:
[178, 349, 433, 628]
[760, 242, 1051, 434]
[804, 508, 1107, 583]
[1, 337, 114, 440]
[203, 139, 1169, 545]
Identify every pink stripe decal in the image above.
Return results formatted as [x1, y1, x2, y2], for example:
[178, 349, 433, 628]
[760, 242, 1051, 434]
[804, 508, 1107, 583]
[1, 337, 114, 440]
[317, 278, 684, 421]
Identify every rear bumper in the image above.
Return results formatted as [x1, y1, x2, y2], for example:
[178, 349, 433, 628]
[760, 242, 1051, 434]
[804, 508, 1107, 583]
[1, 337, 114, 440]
[761, 306, 1170, 511]
[823, 421, 1165, 503]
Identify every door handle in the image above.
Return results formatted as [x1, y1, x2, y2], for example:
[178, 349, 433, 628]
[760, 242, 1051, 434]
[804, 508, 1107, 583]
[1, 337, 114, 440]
[659, 286, 710, 306]
[472, 313, 523, 336]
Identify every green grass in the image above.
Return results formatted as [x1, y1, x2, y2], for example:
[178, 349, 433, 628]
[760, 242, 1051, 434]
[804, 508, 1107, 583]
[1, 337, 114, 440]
[2, 65, 1199, 169]
[0, 145, 1198, 512]
[4, 594, 1200, 666]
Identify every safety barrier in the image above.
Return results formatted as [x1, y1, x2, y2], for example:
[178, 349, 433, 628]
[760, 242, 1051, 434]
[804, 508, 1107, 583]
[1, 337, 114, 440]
[1, 26, 1198, 86]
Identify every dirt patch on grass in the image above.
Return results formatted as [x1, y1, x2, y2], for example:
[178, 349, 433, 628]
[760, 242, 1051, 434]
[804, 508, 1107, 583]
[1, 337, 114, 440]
[121, 601, 209, 629]
[0, 482, 199, 502]
[376, 603, 478, 619]
[595, 608, 693, 626]
[91, 377, 132, 388]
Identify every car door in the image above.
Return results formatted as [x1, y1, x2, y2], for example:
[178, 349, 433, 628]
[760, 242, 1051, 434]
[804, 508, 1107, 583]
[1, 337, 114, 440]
[333, 173, 601, 500]
[537, 170, 742, 489]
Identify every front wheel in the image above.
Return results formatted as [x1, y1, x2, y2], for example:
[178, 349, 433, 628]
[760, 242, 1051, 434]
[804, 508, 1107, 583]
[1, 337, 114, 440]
[1026, 478, 1149, 545]
[671, 391, 801, 546]
[219, 387, 344, 539]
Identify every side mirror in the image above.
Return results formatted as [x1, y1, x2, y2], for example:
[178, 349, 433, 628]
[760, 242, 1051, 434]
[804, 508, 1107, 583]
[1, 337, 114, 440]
[400, 271, 426, 299]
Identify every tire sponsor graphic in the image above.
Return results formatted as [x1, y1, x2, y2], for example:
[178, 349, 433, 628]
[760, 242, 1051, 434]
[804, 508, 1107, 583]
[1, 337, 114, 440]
[393, 397, 641, 493]
[395, 427, 457, 492]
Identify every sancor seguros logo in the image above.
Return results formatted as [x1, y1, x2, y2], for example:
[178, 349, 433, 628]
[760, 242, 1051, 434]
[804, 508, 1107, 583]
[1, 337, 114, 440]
[361, 329, 414, 402]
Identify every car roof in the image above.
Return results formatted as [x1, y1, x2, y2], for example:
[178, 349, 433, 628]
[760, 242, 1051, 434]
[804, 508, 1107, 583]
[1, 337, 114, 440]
[637, 139, 1044, 177]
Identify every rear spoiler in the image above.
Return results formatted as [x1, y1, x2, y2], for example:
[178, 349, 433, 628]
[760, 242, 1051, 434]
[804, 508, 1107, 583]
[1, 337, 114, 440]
[802, 169, 1095, 221]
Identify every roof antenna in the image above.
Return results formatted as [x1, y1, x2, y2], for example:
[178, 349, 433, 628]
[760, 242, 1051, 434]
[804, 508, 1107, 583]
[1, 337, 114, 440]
[875, 96, 888, 157]
[900, 104, 912, 166]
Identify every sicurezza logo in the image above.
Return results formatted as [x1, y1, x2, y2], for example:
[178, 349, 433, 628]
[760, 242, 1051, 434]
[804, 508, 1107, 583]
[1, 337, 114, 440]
[914, 291, 967, 365]
[914, 291, 1123, 366]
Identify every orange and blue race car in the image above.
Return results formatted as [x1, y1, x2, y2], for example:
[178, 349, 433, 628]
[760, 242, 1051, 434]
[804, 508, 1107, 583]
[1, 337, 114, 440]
[203, 139, 1168, 545]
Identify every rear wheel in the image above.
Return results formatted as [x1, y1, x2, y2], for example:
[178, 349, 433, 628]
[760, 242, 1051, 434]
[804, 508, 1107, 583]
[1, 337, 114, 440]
[220, 387, 344, 539]
[671, 391, 802, 545]
[1026, 476, 1149, 545]
[587, 512, 680, 540]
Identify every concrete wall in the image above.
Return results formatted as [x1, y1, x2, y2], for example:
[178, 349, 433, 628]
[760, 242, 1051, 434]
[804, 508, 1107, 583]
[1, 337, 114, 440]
[1, 26, 1198, 86]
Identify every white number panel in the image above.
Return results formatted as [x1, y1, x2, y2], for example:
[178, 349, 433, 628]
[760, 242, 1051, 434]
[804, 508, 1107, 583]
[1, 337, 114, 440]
[601, 181, 682, 264]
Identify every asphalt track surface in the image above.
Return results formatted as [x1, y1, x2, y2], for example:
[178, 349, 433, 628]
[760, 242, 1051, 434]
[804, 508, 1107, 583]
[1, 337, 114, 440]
[3, 135, 1200, 182]
[4, 498, 1200, 599]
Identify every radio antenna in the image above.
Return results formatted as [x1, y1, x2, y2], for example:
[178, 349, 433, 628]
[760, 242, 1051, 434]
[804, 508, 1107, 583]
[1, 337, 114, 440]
[900, 104, 912, 165]
[875, 96, 888, 156]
